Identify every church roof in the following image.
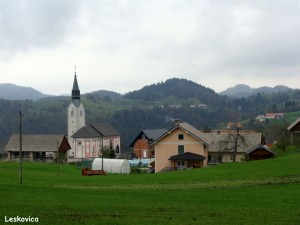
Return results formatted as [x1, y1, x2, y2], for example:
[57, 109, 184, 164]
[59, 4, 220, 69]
[71, 124, 120, 138]
[70, 73, 82, 107]
[72, 74, 80, 91]
[72, 74, 80, 100]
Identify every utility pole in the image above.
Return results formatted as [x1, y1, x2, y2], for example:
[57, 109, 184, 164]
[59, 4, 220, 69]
[101, 136, 104, 171]
[19, 110, 23, 185]
[57, 140, 60, 176]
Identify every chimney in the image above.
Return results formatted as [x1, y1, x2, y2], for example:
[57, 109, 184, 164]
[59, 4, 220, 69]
[174, 119, 180, 126]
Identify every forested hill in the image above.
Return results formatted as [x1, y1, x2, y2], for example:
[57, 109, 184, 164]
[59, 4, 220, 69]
[124, 78, 221, 105]
[0, 83, 50, 100]
[0, 78, 300, 153]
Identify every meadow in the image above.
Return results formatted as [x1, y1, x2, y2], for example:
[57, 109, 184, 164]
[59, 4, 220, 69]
[0, 151, 299, 225]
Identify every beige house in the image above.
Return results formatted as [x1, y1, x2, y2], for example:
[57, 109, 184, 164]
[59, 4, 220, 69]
[150, 120, 210, 173]
[150, 120, 263, 173]
[204, 131, 262, 164]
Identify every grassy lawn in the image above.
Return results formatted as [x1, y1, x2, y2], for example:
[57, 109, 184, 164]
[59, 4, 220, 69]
[0, 151, 300, 225]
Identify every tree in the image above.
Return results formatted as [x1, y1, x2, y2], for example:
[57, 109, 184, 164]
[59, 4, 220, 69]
[276, 130, 290, 153]
[102, 140, 116, 158]
[218, 127, 247, 162]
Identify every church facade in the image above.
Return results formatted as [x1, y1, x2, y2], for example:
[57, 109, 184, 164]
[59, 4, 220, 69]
[67, 73, 121, 161]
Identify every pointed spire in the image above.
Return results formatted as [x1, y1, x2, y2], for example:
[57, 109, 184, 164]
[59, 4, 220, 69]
[72, 69, 80, 100]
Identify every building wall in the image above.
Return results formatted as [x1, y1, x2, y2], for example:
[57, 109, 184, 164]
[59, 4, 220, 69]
[133, 139, 153, 159]
[154, 128, 207, 172]
[73, 136, 120, 159]
[67, 102, 85, 159]
[208, 152, 245, 163]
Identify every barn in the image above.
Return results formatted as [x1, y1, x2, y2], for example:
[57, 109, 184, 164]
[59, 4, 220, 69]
[92, 158, 131, 174]
[245, 144, 275, 161]
[5, 134, 71, 162]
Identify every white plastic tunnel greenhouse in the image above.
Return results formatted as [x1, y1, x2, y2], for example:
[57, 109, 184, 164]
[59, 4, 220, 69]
[92, 158, 131, 174]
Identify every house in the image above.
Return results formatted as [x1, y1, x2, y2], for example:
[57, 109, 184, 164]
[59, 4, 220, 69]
[265, 113, 284, 120]
[197, 104, 207, 110]
[245, 144, 275, 161]
[71, 124, 120, 160]
[5, 134, 71, 162]
[129, 129, 167, 159]
[256, 115, 266, 122]
[203, 130, 262, 164]
[226, 122, 242, 129]
[275, 113, 284, 119]
[265, 113, 276, 119]
[287, 117, 300, 145]
[150, 120, 210, 173]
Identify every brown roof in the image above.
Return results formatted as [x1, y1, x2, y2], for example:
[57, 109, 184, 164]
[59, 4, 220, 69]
[150, 122, 211, 147]
[245, 144, 275, 155]
[149, 121, 262, 153]
[203, 132, 262, 153]
[129, 129, 168, 147]
[5, 134, 71, 152]
[287, 117, 300, 131]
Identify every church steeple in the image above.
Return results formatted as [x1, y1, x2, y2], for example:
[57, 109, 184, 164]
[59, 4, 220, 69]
[72, 72, 80, 100]
[68, 68, 86, 161]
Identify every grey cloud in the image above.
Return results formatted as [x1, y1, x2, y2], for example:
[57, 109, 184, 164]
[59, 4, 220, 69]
[0, 0, 80, 55]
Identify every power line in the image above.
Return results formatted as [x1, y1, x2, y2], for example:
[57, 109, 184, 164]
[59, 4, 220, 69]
[24, 116, 60, 135]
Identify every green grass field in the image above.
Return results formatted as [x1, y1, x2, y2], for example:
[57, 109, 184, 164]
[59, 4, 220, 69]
[1, 150, 300, 225]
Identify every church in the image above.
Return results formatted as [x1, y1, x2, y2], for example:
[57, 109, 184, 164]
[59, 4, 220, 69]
[67, 72, 121, 162]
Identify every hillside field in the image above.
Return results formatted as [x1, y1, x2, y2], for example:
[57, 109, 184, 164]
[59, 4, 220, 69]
[0, 151, 300, 225]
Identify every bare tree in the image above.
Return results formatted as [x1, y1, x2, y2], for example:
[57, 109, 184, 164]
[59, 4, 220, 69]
[218, 127, 247, 162]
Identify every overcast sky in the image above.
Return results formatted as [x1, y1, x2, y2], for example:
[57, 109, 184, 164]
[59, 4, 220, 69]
[0, 0, 300, 95]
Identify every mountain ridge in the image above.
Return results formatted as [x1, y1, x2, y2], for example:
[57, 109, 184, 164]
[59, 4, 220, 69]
[0, 80, 298, 100]
[0, 83, 50, 100]
[0, 79, 300, 153]
[220, 84, 293, 98]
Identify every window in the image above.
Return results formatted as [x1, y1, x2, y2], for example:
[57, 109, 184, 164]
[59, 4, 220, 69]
[116, 145, 120, 154]
[178, 145, 184, 154]
[178, 134, 184, 140]
[71, 109, 74, 117]
[177, 160, 185, 166]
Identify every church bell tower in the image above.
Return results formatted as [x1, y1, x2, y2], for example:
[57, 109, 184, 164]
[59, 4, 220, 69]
[67, 71, 85, 160]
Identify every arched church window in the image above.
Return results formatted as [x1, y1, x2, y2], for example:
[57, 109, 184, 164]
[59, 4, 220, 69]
[71, 110, 74, 117]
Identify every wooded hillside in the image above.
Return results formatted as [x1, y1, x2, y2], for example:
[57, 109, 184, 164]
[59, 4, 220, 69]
[1, 78, 300, 153]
